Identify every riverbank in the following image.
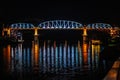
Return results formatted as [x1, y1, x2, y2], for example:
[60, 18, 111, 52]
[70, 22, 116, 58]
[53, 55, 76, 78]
[103, 57, 120, 80]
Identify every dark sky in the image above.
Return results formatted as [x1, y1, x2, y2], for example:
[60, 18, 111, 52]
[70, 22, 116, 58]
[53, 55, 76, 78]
[0, 0, 120, 26]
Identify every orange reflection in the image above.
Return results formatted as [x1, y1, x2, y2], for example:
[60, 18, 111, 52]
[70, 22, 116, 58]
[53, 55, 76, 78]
[34, 43, 39, 66]
[92, 44, 100, 59]
[82, 43, 88, 65]
[3, 45, 11, 71]
[91, 44, 100, 68]
[92, 45, 94, 63]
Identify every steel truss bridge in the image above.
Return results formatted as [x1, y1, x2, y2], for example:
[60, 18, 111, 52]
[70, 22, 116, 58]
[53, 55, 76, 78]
[10, 20, 112, 29]
[2, 20, 120, 38]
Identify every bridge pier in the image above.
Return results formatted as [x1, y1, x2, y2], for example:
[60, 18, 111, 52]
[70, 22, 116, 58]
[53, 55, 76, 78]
[2, 28, 11, 37]
[83, 26, 87, 43]
[34, 27, 39, 43]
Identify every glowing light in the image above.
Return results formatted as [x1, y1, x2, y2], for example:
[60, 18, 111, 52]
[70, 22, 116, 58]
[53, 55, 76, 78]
[51, 26, 54, 28]
[82, 43, 88, 65]
[59, 26, 62, 28]
[83, 28, 87, 36]
[3, 45, 11, 71]
[34, 43, 39, 66]
[34, 28, 38, 36]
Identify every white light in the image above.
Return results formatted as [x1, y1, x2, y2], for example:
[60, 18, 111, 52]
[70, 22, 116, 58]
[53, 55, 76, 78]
[55, 27, 58, 28]
[68, 27, 70, 28]
[51, 26, 54, 28]
[59, 26, 62, 28]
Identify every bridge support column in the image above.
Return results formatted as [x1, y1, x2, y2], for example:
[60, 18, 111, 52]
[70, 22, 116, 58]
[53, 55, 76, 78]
[2, 28, 11, 37]
[34, 27, 38, 43]
[83, 26, 87, 43]
[7, 28, 11, 37]
[34, 27, 38, 36]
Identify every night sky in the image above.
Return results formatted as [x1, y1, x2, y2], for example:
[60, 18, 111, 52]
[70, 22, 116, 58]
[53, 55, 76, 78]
[0, 0, 120, 26]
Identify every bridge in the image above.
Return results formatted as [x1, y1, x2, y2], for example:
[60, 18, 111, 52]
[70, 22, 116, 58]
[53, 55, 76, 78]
[2, 20, 120, 41]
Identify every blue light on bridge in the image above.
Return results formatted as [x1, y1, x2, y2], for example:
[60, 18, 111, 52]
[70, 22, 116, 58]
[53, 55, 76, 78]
[9, 20, 115, 30]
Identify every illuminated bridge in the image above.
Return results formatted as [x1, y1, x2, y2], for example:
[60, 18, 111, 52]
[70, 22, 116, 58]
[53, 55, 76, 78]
[9, 20, 83, 29]
[38, 20, 83, 29]
[2, 20, 120, 40]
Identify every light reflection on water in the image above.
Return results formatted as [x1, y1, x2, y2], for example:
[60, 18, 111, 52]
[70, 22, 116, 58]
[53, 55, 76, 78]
[4, 40, 101, 73]
[3, 40, 104, 79]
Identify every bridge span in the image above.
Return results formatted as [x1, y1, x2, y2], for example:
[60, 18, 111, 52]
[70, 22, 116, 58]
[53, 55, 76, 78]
[2, 20, 120, 41]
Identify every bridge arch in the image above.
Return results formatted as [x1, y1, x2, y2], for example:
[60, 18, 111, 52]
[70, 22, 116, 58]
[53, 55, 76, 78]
[10, 23, 35, 29]
[87, 23, 112, 29]
[38, 20, 83, 29]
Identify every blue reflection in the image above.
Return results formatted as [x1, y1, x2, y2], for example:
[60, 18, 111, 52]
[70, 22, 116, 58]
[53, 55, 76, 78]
[2, 39, 105, 79]
[64, 41, 67, 68]
[59, 44, 62, 69]
[55, 44, 58, 72]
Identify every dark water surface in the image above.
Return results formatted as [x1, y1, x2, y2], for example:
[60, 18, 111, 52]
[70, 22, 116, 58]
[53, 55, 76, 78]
[0, 40, 117, 80]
